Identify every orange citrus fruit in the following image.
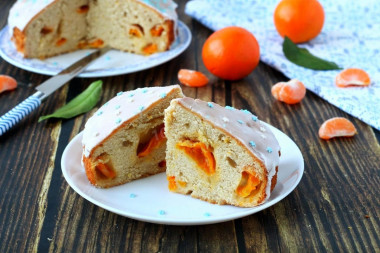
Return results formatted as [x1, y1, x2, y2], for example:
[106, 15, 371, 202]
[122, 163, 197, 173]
[271, 79, 306, 104]
[202, 26, 260, 81]
[178, 69, 209, 87]
[274, 0, 325, 43]
[318, 117, 357, 140]
[335, 68, 371, 87]
[0, 75, 17, 94]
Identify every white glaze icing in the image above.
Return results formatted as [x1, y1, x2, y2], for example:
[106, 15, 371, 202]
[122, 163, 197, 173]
[176, 97, 281, 201]
[82, 85, 181, 158]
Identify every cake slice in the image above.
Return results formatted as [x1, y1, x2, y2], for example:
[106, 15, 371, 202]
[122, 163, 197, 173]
[82, 85, 183, 188]
[164, 98, 281, 207]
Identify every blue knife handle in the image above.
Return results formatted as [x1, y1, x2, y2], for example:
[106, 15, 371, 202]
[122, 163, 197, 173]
[0, 93, 42, 136]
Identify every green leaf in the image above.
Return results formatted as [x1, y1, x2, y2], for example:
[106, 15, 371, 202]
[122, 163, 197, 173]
[282, 36, 341, 70]
[38, 80, 103, 122]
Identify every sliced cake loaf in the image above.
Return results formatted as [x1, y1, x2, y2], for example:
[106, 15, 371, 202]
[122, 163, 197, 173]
[8, 0, 177, 58]
[82, 85, 183, 188]
[164, 98, 281, 207]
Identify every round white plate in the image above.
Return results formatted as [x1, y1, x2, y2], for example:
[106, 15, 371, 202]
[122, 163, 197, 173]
[61, 124, 304, 225]
[0, 21, 191, 77]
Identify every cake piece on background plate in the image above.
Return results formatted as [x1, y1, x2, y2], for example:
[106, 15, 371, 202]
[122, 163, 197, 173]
[8, 0, 177, 58]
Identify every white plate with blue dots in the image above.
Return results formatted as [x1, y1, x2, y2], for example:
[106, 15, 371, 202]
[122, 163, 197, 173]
[61, 123, 304, 225]
[0, 21, 191, 78]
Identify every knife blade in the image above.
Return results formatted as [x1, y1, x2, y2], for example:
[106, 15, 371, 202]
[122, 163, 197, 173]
[0, 47, 110, 136]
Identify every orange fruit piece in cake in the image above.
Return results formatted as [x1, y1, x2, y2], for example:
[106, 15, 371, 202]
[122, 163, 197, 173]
[0, 75, 17, 94]
[167, 176, 187, 191]
[318, 117, 357, 140]
[274, 0, 325, 43]
[236, 171, 261, 198]
[137, 124, 166, 157]
[335, 68, 371, 87]
[176, 140, 216, 175]
[56, 37, 67, 47]
[142, 43, 158, 55]
[167, 176, 177, 191]
[95, 163, 116, 179]
[271, 79, 306, 104]
[94, 153, 116, 179]
[202, 26, 260, 81]
[178, 69, 209, 87]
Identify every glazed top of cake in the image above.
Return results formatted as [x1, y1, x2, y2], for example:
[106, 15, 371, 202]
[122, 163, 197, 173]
[176, 97, 281, 198]
[82, 85, 181, 157]
[8, 0, 178, 32]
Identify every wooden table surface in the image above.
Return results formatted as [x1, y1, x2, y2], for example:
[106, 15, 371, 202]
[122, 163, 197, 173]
[0, 1, 379, 252]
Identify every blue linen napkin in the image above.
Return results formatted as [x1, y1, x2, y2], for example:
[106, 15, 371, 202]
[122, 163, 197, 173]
[185, 0, 380, 131]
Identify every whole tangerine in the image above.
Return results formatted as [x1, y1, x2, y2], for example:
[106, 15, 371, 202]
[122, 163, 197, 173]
[274, 0, 325, 43]
[202, 26, 260, 81]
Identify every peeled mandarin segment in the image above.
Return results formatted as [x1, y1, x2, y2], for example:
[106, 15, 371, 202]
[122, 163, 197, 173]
[318, 117, 357, 140]
[138, 125, 166, 158]
[271, 79, 306, 104]
[0, 75, 18, 93]
[167, 176, 177, 191]
[177, 140, 216, 175]
[178, 69, 209, 87]
[271, 81, 284, 100]
[95, 163, 116, 179]
[335, 68, 371, 87]
[236, 171, 260, 198]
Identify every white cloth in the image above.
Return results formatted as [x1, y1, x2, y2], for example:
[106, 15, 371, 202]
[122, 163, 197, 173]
[185, 0, 380, 130]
